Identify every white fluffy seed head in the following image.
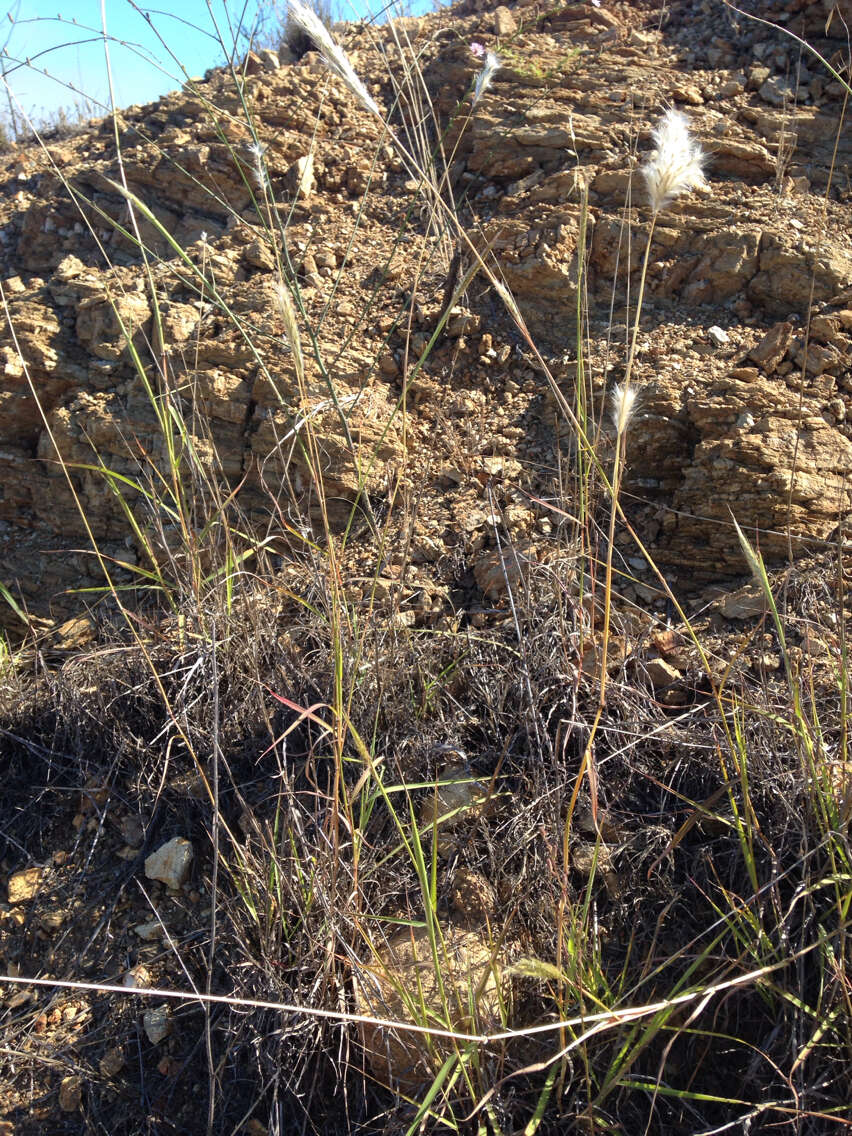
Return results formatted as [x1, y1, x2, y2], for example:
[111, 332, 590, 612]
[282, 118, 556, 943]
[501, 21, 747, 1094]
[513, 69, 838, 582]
[641, 109, 707, 214]
[286, 0, 381, 119]
[472, 50, 501, 108]
[611, 382, 638, 437]
[248, 140, 267, 187]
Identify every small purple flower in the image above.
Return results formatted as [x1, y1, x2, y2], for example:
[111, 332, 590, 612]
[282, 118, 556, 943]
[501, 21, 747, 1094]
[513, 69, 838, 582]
[470, 41, 486, 58]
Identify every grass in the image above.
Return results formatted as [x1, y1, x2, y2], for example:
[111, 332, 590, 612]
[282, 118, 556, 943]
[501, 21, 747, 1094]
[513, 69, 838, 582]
[1, 1, 852, 1133]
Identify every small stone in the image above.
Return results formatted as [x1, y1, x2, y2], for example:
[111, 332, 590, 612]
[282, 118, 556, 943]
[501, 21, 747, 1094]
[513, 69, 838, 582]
[749, 321, 793, 373]
[474, 544, 535, 601]
[747, 65, 771, 90]
[354, 922, 509, 1090]
[708, 326, 729, 346]
[672, 84, 703, 105]
[644, 657, 682, 689]
[379, 352, 399, 377]
[8, 866, 42, 904]
[38, 909, 66, 934]
[143, 1005, 172, 1045]
[134, 920, 164, 941]
[58, 1074, 82, 1112]
[120, 815, 144, 847]
[284, 153, 316, 199]
[145, 838, 193, 890]
[446, 307, 480, 337]
[99, 1046, 125, 1078]
[450, 867, 496, 924]
[241, 50, 264, 76]
[717, 583, 767, 620]
[419, 762, 493, 838]
[571, 842, 615, 876]
[759, 77, 795, 107]
[53, 615, 95, 649]
[493, 5, 517, 36]
[810, 315, 842, 343]
[123, 964, 151, 988]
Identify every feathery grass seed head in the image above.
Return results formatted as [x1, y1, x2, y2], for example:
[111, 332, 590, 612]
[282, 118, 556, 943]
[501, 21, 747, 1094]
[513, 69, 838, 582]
[274, 281, 305, 388]
[472, 50, 501, 108]
[286, 0, 381, 119]
[248, 140, 268, 188]
[493, 279, 520, 323]
[611, 383, 638, 437]
[641, 108, 706, 214]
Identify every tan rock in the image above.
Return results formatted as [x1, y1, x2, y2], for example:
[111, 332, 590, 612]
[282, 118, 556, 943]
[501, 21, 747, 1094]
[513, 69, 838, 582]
[38, 909, 66, 934]
[99, 1046, 125, 1078]
[144, 837, 194, 889]
[474, 544, 535, 601]
[450, 868, 497, 925]
[418, 762, 493, 835]
[52, 615, 96, 650]
[75, 292, 151, 362]
[8, 866, 42, 904]
[644, 656, 682, 689]
[571, 842, 615, 876]
[58, 1074, 83, 1112]
[749, 321, 793, 372]
[284, 153, 316, 199]
[353, 922, 509, 1090]
[716, 583, 767, 620]
[134, 920, 164, 941]
[493, 5, 517, 36]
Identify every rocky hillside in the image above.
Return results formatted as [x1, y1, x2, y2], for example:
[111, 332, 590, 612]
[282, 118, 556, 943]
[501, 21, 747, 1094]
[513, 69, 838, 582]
[1, 0, 852, 630]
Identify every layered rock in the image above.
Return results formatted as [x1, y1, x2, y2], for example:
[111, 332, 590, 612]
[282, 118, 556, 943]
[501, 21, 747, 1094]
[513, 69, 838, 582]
[1, 0, 852, 627]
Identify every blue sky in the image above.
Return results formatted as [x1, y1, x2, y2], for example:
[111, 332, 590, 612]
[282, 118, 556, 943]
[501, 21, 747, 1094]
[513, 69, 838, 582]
[2, 1, 421, 125]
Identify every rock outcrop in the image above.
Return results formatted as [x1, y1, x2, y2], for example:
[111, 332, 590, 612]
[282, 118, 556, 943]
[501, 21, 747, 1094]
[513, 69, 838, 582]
[1, 0, 852, 627]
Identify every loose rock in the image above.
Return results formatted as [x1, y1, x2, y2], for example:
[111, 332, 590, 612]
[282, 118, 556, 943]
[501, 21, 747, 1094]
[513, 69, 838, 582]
[143, 1005, 172, 1045]
[144, 837, 194, 890]
[353, 922, 509, 1090]
[8, 866, 42, 904]
[58, 1074, 82, 1112]
[99, 1046, 125, 1078]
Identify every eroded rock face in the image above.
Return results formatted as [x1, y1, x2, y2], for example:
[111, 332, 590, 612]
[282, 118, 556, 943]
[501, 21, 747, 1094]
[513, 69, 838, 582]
[1, 0, 852, 626]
